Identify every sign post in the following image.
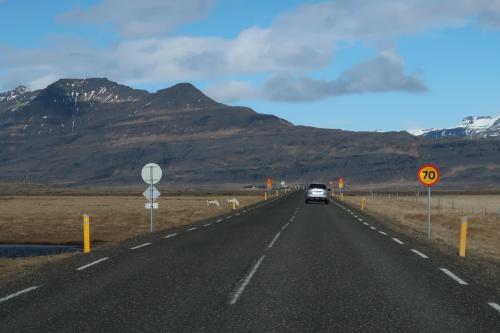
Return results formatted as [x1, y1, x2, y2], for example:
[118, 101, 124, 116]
[418, 164, 440, 239]
[338, 177, 344, 201]
[142, 163, 162, 233]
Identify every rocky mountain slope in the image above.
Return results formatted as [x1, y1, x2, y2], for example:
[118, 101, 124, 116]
[1, 78, 499, 188]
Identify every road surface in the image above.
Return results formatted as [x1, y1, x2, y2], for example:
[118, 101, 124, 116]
[1, 191, 499, 332]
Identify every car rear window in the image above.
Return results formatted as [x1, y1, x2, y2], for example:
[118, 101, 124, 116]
[309, 184, 327, 189]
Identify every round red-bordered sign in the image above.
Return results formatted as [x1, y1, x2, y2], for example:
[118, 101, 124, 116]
[418, 164, 440, 187]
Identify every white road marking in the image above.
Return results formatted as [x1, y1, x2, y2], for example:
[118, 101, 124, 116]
[392, 238, 404, 245]
[226, 216, 232, 219]
[411, 249, 429, 259]
[130, 242, 151, 250]
[290, 216, 295, 222]
[370, 226, 376, 230]
[439, 268, 468, 285]
[281, 223, 290, 230]
[488, 302, 500, 313]
[164, 233, 177, 239]
[216, 219, 223, 223]
[353, 215, 358, 218]
[187, 227, 197, 231]
[203, 223, 212, 227]
[76, 257, 109, 271]
[235, 213, 241, 216]
[229, 255, 265, 305]
[363, 222, 369, 226]
[268, 232, 281, 248]
[357, 218, 363, 222]
[0, 286, 39, 303]
[378, 231, 388, 236]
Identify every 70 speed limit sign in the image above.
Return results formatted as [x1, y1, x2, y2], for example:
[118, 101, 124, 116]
[418, 164, 440, 187]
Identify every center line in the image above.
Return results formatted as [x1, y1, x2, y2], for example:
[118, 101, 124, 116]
[0, 286, 39, 303]
[392, 238, 404, 245]
[216, 219, 223, 223]
[187, 227, 197, 231]
[488, 302, 500, 313]
[130, 242, 151, 250]
[378, 231, 388, 236]
[363, 222, 369, 226]
[439, 268, 468, 285]
[229, 255, 265, 305]
[268, 232, 281, 248]
[164, 233, 177, 239]
[411, 249, 429, 258]
[370, 226, 376, 230]
[281, 223, 290, 230]
[76, 257, 109, 271]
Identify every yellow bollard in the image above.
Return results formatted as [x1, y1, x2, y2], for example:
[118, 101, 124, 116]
[265, 191, 267, 201]
[83, 214, 90, 254]
[361, 197, 366, 210]
[459, 217, 468, 257]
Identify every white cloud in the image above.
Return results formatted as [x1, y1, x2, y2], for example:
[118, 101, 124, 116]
[58, 0, 213, 38]
[205, 50, 427, 102]
[2, 0, 500, 97]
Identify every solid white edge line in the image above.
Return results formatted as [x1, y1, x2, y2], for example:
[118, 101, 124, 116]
[268, 232, 281, 248]
[411, 249, 429, 259]
[392, 238, 404, 245]
[229, 255, 265, 305]
[164, 233, 177, 239]
[439, 268, 468, 285]
[488, 302, 500, 313]
[0, 286, 40, 303]
[76, 257, 109, 271]
[130, 242, 151, 250]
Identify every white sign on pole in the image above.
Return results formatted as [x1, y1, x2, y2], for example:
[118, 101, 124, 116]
[143, 186, 161, 201]
[141, 163, 162, 185]
[145, 202, 159, 209]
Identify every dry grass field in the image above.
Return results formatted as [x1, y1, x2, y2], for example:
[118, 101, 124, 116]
[341, 194, 500, 261]
[0, 193, 262, 283]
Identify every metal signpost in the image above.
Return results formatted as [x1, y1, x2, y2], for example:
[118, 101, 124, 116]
[141, 163, 162, 232]
[418, 164, 441, 239]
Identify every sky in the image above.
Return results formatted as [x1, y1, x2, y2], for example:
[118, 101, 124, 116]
[0, 0, 500, 132]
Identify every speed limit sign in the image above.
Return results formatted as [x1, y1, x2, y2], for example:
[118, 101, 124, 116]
[418, 164, 440, 187]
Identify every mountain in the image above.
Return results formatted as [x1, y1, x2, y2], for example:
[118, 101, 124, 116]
[409, 115, 500, 139]
[1, 78, 500, 188]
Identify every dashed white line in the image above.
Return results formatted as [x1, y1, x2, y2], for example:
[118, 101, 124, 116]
[216, 219, 223, 223]
[268, 232, 281, 248]
[392, 238, 404, 245]
[226, 216, 232, 219]
[439, 268, 468, 285]
[411, 249, 429, 259]
[357, 218, 363, 222]
[378, 231, 388, 236]
[0, 286, 39, 303]
[203, 223, 212, 227]
[363, 222, 369, 226]
[488, 302, 500, 313]
[76, 257, 109, 271]
[130, 242, 151, 250]
[290, 216, 295, 222]
[164, 233, 177, 239]
[235, 213, 241, 216]
[229, 255, 265, 305]
[187, 227, 197, 231]
[370, 226, 376, 230]
[353, 215, 358, 218]
[281, 223, 290, 230]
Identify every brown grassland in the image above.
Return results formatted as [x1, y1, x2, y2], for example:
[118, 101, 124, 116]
[0, 193, 262, 283]
[341, 193, 500, 261]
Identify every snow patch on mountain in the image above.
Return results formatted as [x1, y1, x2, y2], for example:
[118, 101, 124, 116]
[408, 115, 500, 139]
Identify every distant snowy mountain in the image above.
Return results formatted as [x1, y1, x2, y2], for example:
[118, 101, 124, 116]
[408, 115, 500, 139]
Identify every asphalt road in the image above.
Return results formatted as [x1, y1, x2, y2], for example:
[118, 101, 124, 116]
[1, 191, 499, 332]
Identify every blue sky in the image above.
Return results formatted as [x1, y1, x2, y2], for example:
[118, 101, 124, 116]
[1, 0, 500, 132]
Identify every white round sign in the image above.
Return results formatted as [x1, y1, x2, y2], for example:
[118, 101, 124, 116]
[141, 163, 162, 185]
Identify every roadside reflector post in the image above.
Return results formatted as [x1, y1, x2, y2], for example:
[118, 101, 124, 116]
[361, 197, 366, 210]
[459, 216, 468, 257]
[83, 214, 90, 254]
[232, 200, 236, 211]
[264, 191, 267, 201]
[340, 192, 344, 201]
